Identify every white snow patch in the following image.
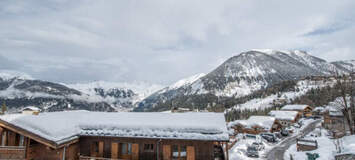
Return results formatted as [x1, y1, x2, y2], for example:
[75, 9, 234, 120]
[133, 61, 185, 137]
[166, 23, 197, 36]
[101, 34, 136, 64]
[0, 111, 229, 144]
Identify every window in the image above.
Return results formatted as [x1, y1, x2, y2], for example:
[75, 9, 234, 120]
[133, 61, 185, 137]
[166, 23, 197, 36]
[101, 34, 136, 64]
[121, 143, 132, 155]
[144, 144, 154, 152]
[19, 135, 24, 146]
[172, 145, 187, 160]
[1, 131, 6, 146]
[92, 141, 99, 153]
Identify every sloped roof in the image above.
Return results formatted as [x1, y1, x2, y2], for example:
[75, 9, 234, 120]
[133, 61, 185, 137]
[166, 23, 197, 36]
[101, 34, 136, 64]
[0, 111, 229, 145]
[22, 106, 40, 111]
[229, 116, 276, 130]
[268, 110, 298, 121]
[281, 104, 309, 111]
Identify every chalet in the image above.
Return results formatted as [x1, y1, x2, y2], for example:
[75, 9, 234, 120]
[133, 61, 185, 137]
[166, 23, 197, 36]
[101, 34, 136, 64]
[323, 106, 346, 137]
[281, 104, 313, 117]
[228, 116, 281, 135]
[0, 111, 229, 160]
[21, 106, 40, 115]
[171, 107, 191, 113]
[268, 110, 299, 127]
[312, 107, 325, 116]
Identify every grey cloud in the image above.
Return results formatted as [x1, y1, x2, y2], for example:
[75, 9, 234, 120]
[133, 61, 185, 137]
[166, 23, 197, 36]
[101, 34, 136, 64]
[0, 0, 354, 85]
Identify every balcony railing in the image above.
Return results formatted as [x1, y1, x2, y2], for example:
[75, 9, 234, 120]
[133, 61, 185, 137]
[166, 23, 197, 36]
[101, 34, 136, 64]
[79, 155, 126, 160]
[0, 146, 26, 159]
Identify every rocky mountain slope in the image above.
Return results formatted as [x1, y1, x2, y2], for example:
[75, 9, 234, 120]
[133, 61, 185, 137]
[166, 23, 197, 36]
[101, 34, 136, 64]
[0, 73, 162, 112]
[331, 60, 355, 72]
[0, 76, 114, 112]
[135, 50, 354, 112]
[67, 81, 163, 111]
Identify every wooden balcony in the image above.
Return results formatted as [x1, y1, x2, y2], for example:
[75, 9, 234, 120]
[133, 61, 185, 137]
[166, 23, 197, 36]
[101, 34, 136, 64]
[79, 155, 127, 160]
[0, 146, 26, 159]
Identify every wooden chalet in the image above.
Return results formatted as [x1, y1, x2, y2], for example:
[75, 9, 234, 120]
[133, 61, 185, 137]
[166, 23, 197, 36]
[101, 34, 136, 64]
[21, 106, 40, 115]
[228, 116, 281, 135]
[312, 107, 325, 116]
[268, 110, 300, 127]
[0, 111, 229, 160]
[281, 104, 313, 117]
[323, 106, 346, 138]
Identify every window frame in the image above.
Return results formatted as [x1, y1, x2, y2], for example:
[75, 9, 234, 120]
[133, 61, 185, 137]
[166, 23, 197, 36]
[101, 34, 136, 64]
[143, 143, 154, 152]
[121, 143, 132, 155]
[172, 144, 187, 160]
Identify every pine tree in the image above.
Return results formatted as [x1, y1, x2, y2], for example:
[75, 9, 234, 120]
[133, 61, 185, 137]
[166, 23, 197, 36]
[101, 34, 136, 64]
[1, 102, 7, 114]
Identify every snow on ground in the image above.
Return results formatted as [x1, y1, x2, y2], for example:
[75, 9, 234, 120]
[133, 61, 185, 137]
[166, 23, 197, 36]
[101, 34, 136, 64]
[227, 79, 336, 112]
[229, 134, 272, 160]
[339, 135, 355, 155]
[229, 118, 316, 160]
[0, 111, 229, 144]
[284, 128, 336, 160]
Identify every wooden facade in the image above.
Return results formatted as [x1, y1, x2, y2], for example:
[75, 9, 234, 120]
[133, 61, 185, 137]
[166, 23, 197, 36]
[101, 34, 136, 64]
[282, 105, 313, 118]
[79, 136, 217, 160]
[0, 122, 226, 160]
[230, 121, 282, 135]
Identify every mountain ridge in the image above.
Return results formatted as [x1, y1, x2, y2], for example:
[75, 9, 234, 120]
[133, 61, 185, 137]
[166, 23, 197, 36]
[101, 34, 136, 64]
[135, 49, 354, 112]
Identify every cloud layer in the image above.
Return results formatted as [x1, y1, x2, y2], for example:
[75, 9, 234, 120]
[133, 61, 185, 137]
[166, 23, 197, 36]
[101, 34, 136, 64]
[0, 0, 354, 84]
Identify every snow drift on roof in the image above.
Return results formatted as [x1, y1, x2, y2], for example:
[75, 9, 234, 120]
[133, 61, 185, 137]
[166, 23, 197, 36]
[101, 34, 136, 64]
[268, 110, 298, 121]
[0, 111, 229, 144]
[228, 116, 275, 130]
[281, 104, 309, 111]
[22, 106, 40, 111]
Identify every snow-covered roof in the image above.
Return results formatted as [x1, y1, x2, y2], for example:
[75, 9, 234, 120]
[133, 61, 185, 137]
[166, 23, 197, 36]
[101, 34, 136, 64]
[229, 116, 276, 130]
[22, 106, 40, 111]
[281, 104, 309, 111]
[313, 107, 325, 112]
[268, 110, 298, 121]
[0, 111, 229, 145]
[324, 106, 343, 116]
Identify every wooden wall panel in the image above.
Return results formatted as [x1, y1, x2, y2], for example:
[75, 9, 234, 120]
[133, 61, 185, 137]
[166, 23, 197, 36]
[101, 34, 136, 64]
[163, 145, 171, 160]
[111, 142, 118, 158]
[132, 143, 139, 160]
[187, 146, 195, 160]
[98, 141, 104, 157]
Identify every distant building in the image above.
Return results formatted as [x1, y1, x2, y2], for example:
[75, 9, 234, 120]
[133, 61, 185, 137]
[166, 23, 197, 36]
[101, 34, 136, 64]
[171, 107, 191, 113]
[21, 106, 40, 115]
[281, 104, 313, 117]
[228, 116, 281, 135]
[312, 107, 325, 116]
[323, 106, 346, 138]
[268, 110, 299, 127]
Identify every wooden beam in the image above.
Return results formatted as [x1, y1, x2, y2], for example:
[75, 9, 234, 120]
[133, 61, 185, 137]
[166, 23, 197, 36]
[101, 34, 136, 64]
[226, 142, 229, 160]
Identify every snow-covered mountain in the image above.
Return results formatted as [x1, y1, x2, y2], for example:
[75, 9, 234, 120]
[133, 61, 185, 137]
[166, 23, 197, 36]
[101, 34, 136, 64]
[0, 74, 115, 112]
[67, 81, 163, 110]
[331, 60, 355, 72]
[135, 49, 353, 112]
[0, 72, 163, 112]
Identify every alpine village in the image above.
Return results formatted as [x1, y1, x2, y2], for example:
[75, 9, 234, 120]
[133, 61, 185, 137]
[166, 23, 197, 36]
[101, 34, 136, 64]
[1, 1, 355, 160]
[0, 50, 354, 160]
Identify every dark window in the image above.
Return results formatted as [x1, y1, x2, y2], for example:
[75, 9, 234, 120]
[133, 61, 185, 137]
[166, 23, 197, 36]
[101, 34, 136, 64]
[144, 144, 154, 152]
[121, 143, 132, 155]
[172, 145, 187, 160]
[92, 141, 99, 153]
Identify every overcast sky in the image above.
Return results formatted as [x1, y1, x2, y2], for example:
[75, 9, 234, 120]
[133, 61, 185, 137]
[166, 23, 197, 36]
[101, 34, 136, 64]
[0, 0, 354, 85]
